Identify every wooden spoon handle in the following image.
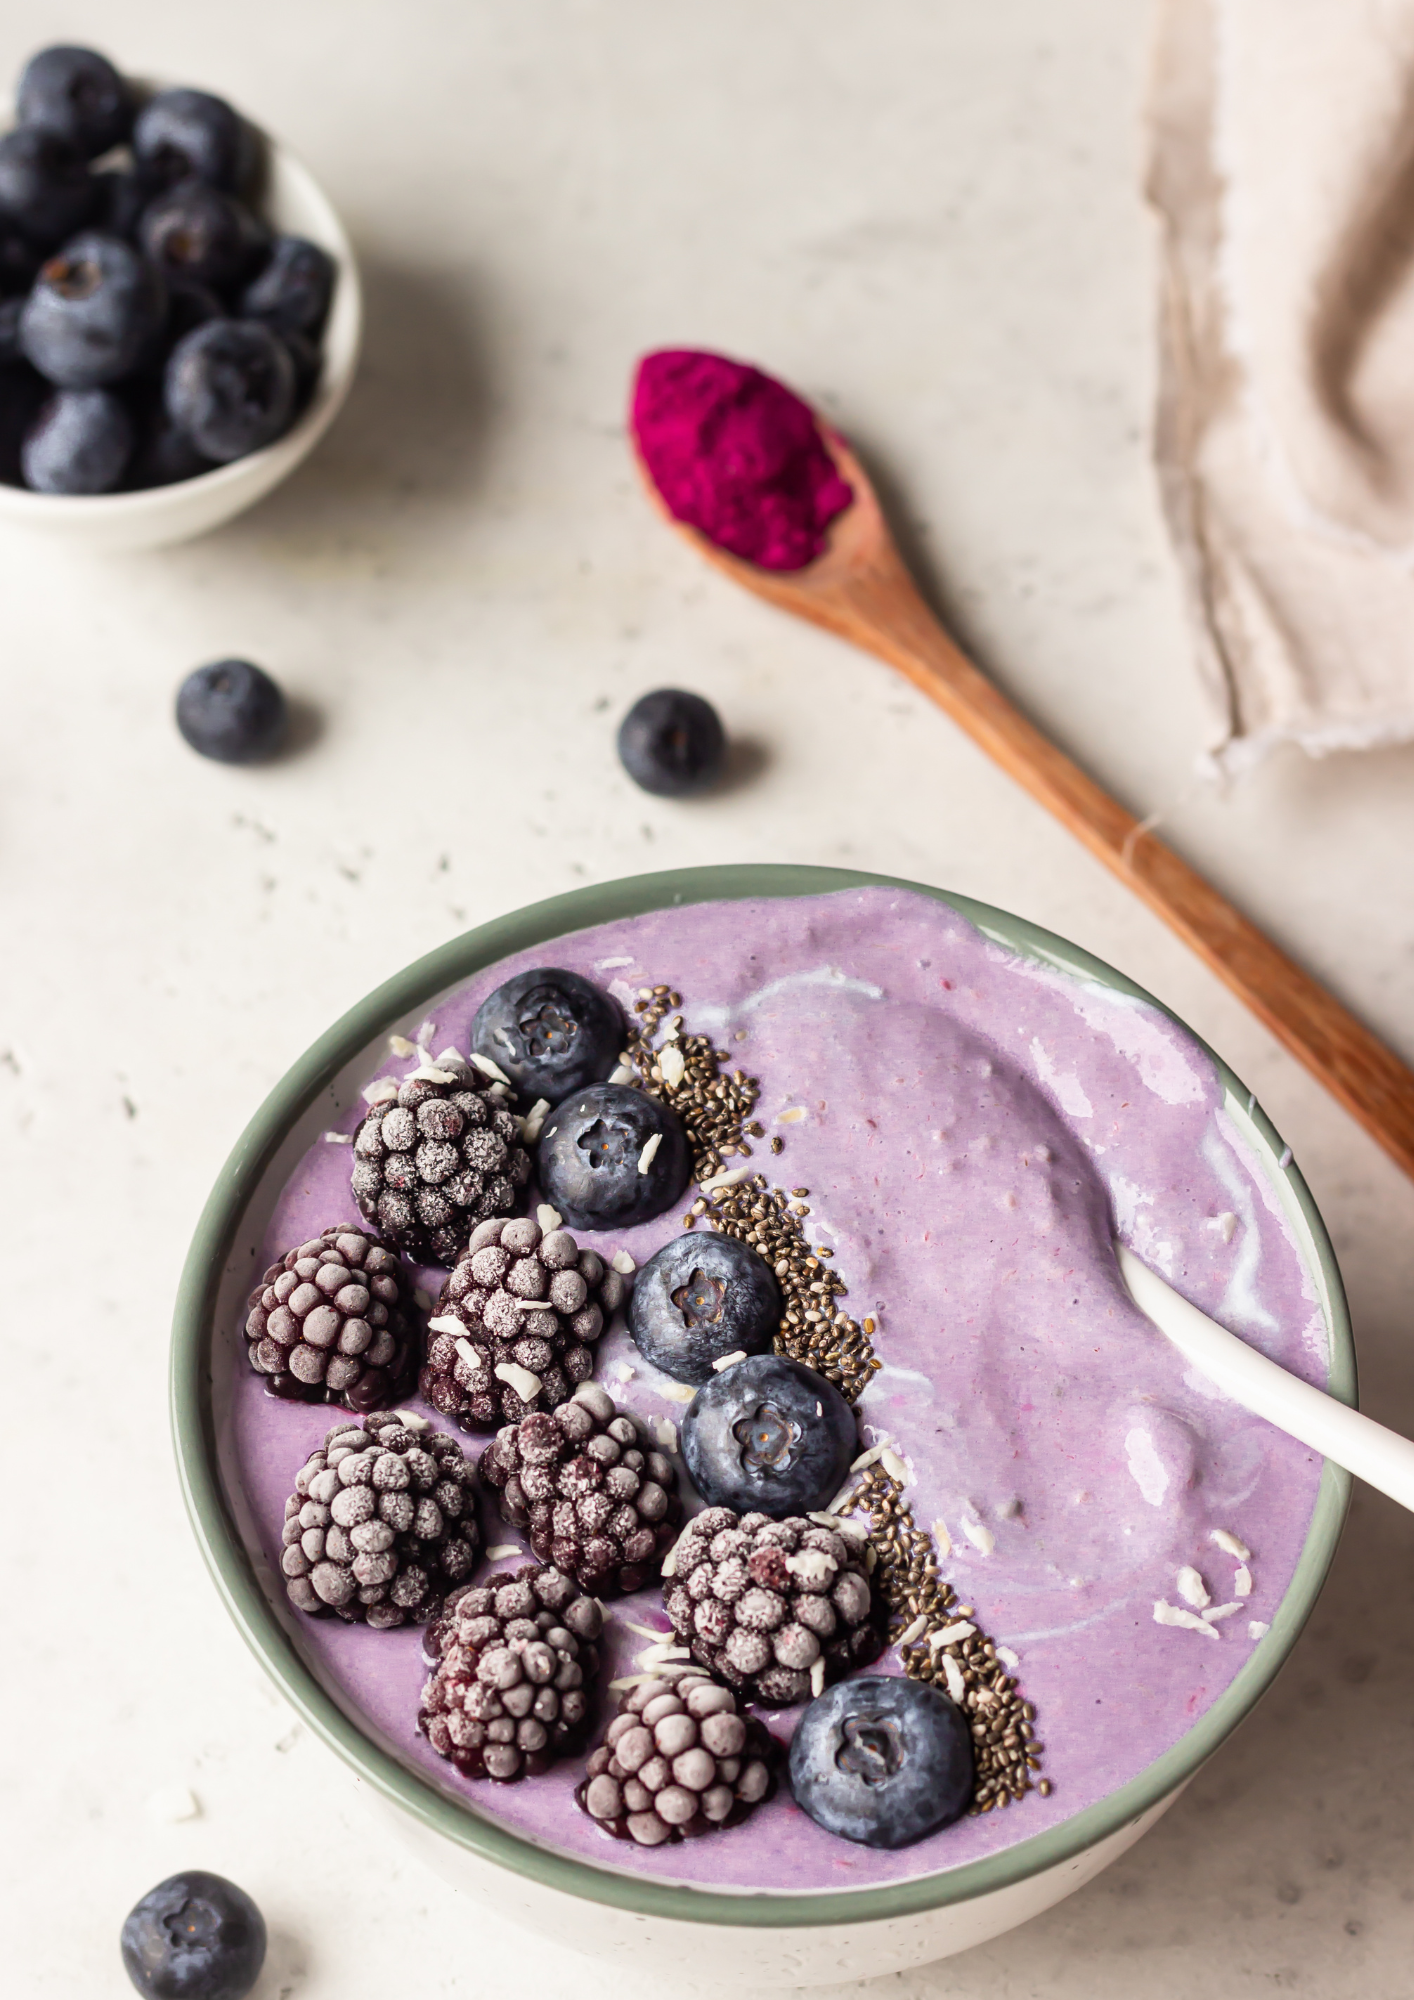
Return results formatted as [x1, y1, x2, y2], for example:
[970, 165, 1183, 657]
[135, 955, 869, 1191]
[800, 553, 1414, 1181]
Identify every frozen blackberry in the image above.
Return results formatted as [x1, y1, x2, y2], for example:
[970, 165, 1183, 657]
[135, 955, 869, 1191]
[421, 1213, 630, 1429]
[279, 1411, 479, 1628]
[351, 1053, 531, 1267]
[663, 1507, 881, 1706]
[577, 1672, 775, 1846]
[243, 1224, 418, 1411]
[419, 1563, 602, 1782]
[478, 1382, 681, 1596]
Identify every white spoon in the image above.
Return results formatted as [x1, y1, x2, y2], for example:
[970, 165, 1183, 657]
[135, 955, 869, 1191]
[1117, 1244, 1414, 1513]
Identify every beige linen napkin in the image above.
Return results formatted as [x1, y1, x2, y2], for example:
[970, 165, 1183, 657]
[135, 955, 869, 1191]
[1149, 0, 1414, 773]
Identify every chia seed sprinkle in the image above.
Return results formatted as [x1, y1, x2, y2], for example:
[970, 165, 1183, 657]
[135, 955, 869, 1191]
[836, 1461, 1047, 1812]
[622, 978, 1045, 1811]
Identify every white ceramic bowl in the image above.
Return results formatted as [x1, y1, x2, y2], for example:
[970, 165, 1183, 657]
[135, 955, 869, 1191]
[0, 128, 362, 552]
[173, 866, 1353, 1986]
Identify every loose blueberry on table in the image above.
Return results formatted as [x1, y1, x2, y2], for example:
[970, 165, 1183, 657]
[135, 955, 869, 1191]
[536, 1080, 691, 1230]
[175, 658, 287, 763]
[629, 1229, 781, 1384]
[0, 45, 337, 493]
[788, 1675, 975, 1848]
[120, 1870, 265, 2000]
[471, 965, 624, 1106]
[680, 1350, 857, 1515]
[617, 686, 727, 797]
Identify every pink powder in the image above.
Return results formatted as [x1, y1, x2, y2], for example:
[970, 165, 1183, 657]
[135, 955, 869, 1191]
[631, 348, 853, 570]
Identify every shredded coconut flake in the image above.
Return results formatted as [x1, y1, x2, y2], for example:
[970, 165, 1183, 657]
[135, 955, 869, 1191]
[996, 1645, 1019, 1669]
[494, 1360, 543, 1402]
[659, 1045, 686, 1088]
[388, 1034, 418, 1058]
[637, 1133, 662, 1175]
[942, 1655, 966, 1703]
[1248, 1620, 1270, 1640]
[608, 1064, 637, 1085]
[1202, 1601, 1243, 1623]
[933, 1518, 953, 1558]
[1235, 1565, 1253, 1597]
[660, 1536, 682, 1579]
[619, 1619, 673, 1643]
[486, 1544, 521, 1560]
[520, 1098, 551, 1145]
[391, 1409, 429, 1430]
[777, 1107, 807, 1125]
[654, 1420, 680, 1455]
[611, 1249, 636, 1275]
[1176, 1565, 1211, 1609]
[362, 1078, 399, 1106]
[1211, 1529, 1251, 1560]
[929, 1620, 976, 1647]
[427, 1315, 464, 1337]
[711, 1349, 748, 1371]
[408, 1065, 455, 1085]
[638, 1643, 691, 1666]
[849, 1445, 884, 1474]
[147, 1786, 200, 1823]
[468, 1051, 512, 1085]
[810, 1657, 827, 1698]
[896, 1615, 928, 1648]
[880, 1447, 909, 1486]
[662, 1383, 695, 1404]
[1154, 1600, 1220, 1639]
[962, 1519, 995, 1556]
[699, 1165, 751, 1194]
[827, 1483, 857, 1514]
[536, 1204, 563, 1233]
[321, 1129, 352, 1145]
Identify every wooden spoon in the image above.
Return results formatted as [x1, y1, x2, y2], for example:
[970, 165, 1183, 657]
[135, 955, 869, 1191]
[636, 429, 1414, 1184]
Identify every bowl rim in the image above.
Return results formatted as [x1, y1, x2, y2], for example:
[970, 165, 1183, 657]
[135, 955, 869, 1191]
[171, 863, 1353, 1930]
[0, 124, 362, 523]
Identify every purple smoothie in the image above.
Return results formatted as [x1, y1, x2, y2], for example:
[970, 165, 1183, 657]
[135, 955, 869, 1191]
[228, 888, 1329, 1892]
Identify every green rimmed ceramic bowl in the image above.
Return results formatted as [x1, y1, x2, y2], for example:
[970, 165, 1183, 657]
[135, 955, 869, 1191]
[171, 864, 1353, 1985]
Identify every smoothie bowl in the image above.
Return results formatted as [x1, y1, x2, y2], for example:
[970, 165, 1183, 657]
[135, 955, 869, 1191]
[172, 865, 1352, 1985]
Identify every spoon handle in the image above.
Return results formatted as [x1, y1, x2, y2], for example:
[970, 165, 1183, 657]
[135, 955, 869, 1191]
[823, 556, 1414, 1183]
[1118, 1245, 1414, 1512]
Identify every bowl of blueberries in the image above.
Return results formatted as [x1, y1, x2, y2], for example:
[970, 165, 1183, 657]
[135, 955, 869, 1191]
[0, 44, 361, 550]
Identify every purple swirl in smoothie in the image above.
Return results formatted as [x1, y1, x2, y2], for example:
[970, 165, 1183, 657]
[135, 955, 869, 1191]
[228, 888, 1330, 1892]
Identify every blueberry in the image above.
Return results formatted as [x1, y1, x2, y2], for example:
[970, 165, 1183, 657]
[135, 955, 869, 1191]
[788, 1676, 974, 1848]
[629, 1232, 780, 1384]
[133, 89, 254, 195]
[164, 319, 295, 462]
[679, 1352, 855, 1515]
[120, 1869, 266, 2000]
[0, 128, 94, 248]
[22, 386, 132, 493]
[141, 180, 268, 293]
[17, 46, 133, 160]
[241, 233, 334, 336]
[537, 1082, 690, 1231]
[472, 967, 623, 1106]
[175, 659, 287, 763]
[281, 328, 321, 410]
[617, 688, 726, 798]
[20, 232, 166, 388]
[125, 392, 217, 488]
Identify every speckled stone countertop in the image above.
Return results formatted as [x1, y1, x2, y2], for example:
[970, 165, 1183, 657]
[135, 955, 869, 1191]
[5, 3, 1413, 1996]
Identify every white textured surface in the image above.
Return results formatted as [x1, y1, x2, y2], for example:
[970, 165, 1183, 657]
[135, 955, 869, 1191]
[4, 1, 1414, 1994]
